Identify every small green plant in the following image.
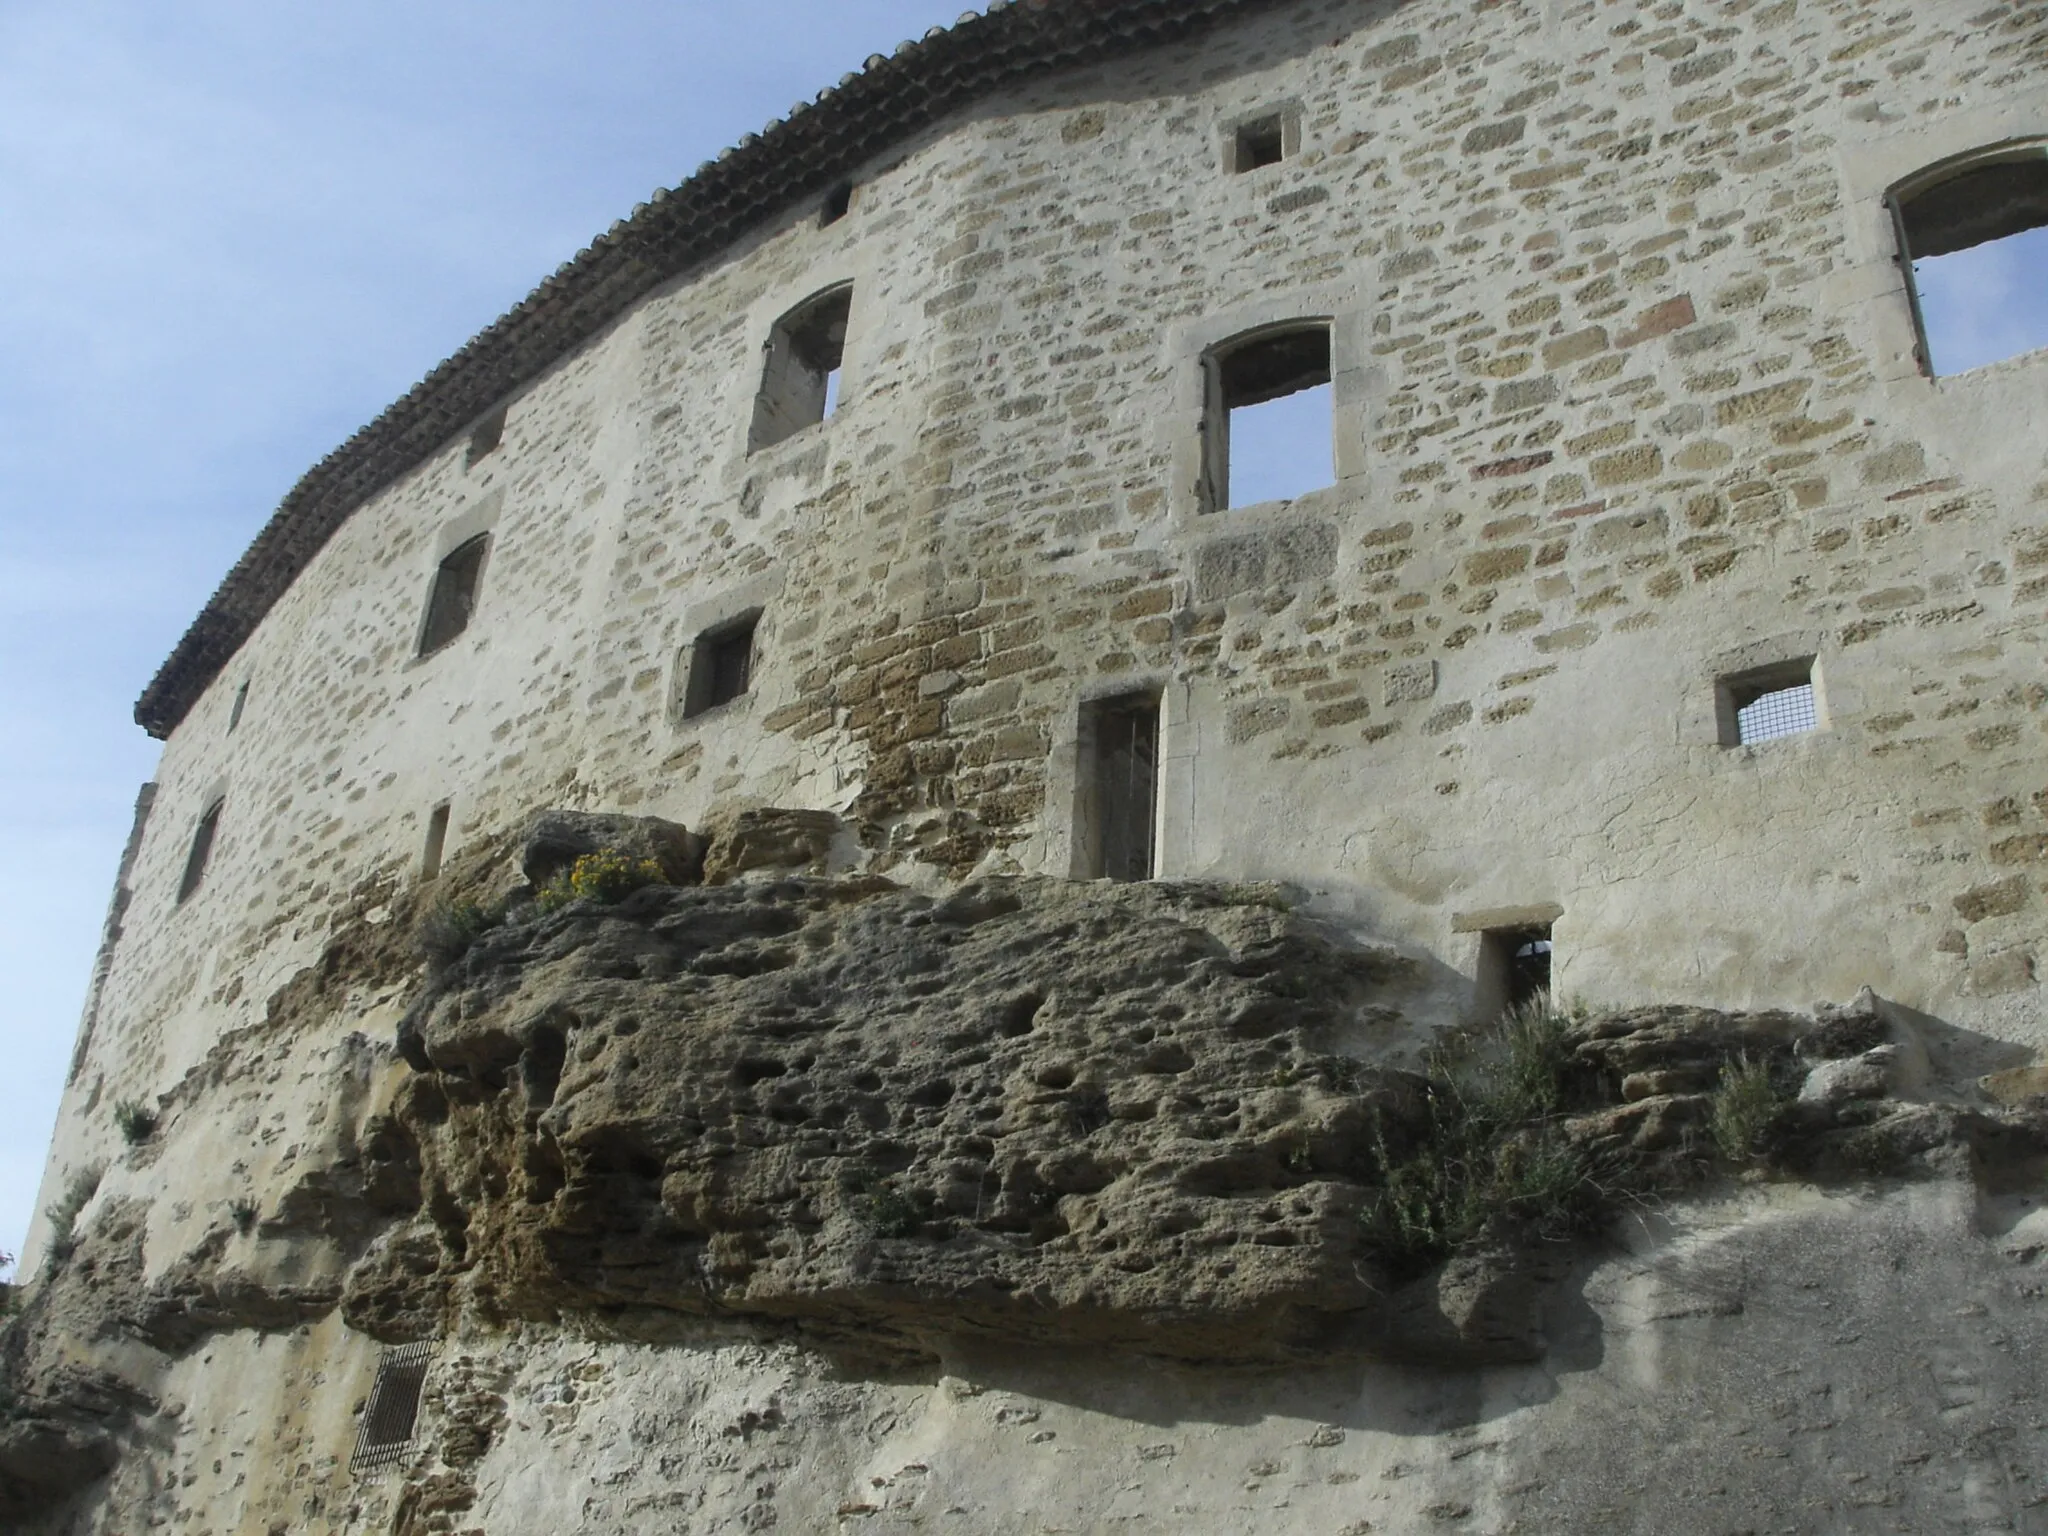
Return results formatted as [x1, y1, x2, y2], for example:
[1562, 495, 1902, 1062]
[230, 1199, 259, 1235]
[534, 849, 667, 913]
[1360, 998, 1603, 1277]
[44, 1163, 104, 1264]
[113, 1098, 158, 1144]
[1711, 1053, 1790, 1164]
[841, 1164, 931, 1238]
[417, 896, 505, 965]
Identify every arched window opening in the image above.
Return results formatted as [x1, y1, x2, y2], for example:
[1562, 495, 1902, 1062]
[418, 534, 489, 656]
[1203, 324, 1334, 511]
[1892, 148, 2048, 376]
[750, 285, 852, 453]
[1476, 922, 1552, 1018]
[177, 798, 224, 904]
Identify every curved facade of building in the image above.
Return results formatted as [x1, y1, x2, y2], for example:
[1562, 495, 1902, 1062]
[14, 0, 2048, 1529]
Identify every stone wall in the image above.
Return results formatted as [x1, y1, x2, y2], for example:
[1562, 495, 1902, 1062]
[14, 0, 2048, 1522]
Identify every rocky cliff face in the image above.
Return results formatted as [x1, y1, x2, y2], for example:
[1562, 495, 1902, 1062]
[6, 814, 2047, 1532]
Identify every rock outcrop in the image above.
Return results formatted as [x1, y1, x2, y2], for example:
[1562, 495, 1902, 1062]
[7, 836, 2046, 1526]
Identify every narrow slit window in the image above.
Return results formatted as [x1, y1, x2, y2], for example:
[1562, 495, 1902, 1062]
[176, 798, 224, 904]
[1718, 658, 1820, 746]
[350, 1342, 434, 1475]
[1892, 149, 2048, 376]
[1477, 923, 1552, 1019]
[421, 804, 451, 880]
[749, 286, 852, 453]
[465, 406, 506, 467]
[820, 183, 854, 226]
[1206, 325, 1334, 510]
[1231, 112, 1289, 173]
[1078, 692, 1160, 882]
[228, 680, 249, 733]
[418, 534, 489, 656]
[682, 612, 760, 719]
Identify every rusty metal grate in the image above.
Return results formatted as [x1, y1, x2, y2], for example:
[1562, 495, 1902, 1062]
[1735, 681, 1818, 744]
[351, 1342, 434, 1474]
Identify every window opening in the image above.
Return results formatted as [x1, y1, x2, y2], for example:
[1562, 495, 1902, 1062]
[1892, 149, 2048, 375]
[820, 182, 854, 226]
[421, 803, 451, 880]
[418, 534, 489, 656]
[1233, 114, 1286, 172]
[227, 680, 249, 733]
[465, 406, 506, 468]
[350, 1342, 434, 1475]
[177, 798, 223, 904]
[682, 612, 760, 719]
[1078, 692, 1160, 882]
[749, 286, 852, 452]
[1476, 923, 1552, 1018]
[1717, 657, 1819, 746]
[1206, 325, 1334, 510]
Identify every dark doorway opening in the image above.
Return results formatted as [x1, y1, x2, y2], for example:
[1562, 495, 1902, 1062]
[1077, 692, 1159, 882]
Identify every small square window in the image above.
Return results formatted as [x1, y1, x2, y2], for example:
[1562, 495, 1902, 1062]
[1233, 114, 1287, 173]
[418, 534, 489, 656]
[465, 407, 506, 468]
[820, 183, 854, 226]
[682, 612, 760, 719]
[1717, 658, 1820, 746]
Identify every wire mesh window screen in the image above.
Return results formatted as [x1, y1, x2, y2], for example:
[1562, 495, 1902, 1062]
[1735, 682, 1818, 744]
[351, 1343, 434, 1474]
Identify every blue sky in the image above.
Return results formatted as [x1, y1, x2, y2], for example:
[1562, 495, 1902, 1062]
[0, 0, 979, 1273]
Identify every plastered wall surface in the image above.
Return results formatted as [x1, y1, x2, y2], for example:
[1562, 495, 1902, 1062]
[16, 0, 2048, 1525]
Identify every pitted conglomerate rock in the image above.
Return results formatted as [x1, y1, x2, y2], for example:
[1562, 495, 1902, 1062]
[369, 875, 1435, 1361]
[356, 875, 2048, 1367]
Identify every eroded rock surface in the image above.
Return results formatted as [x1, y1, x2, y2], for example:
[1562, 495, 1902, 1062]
[370, 875, 1424, 1362]
[357, 873, 2048, 1371]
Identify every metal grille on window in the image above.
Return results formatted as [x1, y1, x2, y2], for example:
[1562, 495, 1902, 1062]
[1735, 682, 1818, 745]
[351, 1342, 433, 1474]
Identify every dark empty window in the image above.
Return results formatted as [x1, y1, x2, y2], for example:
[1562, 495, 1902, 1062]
[1892, 148, 2048, 376]
[421, 803, 451, 880]
[821, 183, 854, 226]
[465, 407, 506, 467]
[177, 798, 223, 904]
[1717, 658, 1819, 746]
[228, 680, 249, 733]
[418, 534, 489, 656]
[682, 612, 760, 719]
[1478, 924, 1552, 1018]
[749, 286, 852, 453]
[1232, 113, 1288, 173]
[351, 1342, 433, 1474]
[1205, 325, 1334, 510]
[1078, 692, 1160, 882]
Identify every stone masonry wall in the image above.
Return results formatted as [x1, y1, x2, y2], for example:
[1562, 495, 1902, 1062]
[30, 0, 2048, 1279]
